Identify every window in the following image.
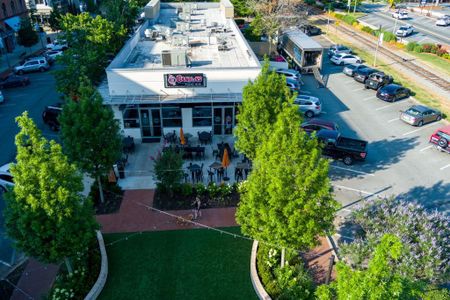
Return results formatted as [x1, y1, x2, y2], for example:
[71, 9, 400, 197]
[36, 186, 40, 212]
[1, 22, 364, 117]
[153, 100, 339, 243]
[123, 107, 139, 128]
[162, 107, 182, 127]
[10, 1, 15, 14]
[2, 3, 7, 17]
[193, 107, 212, 127]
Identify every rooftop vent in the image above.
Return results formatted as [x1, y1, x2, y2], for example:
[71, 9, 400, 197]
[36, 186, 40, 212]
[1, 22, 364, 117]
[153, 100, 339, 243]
[161, 50, 172, 67]
[161, 49, 187, 67]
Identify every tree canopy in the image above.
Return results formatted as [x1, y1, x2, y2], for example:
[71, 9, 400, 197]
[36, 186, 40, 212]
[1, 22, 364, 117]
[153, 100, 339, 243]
[59, 78, 122, 203]
[236, 106, 338, 250]
[17, 17, 38, 49]
[4, 113, 98, 265]
[234, 62, 294, 160]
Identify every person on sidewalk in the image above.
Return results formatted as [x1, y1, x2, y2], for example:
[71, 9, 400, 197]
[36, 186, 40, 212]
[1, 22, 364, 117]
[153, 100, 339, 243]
[192, 196, 202, 220]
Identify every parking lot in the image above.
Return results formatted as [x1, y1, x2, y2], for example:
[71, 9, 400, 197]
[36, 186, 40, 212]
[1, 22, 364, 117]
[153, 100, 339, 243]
[358, 4, 450, 45]
[300, 54, 450, 218]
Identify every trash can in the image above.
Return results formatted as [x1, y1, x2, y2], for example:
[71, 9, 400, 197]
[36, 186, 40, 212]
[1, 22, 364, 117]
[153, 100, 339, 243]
[117, 161, 125, 179]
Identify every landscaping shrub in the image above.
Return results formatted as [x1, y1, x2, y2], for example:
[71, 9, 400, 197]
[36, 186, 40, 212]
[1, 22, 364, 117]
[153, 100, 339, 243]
[414, 45, 423, 53]
[436, 48, 448, 57]
[406, 41, 419, 52]
[153, 148, 184, 195]
[361, 26, 374, 34]
[381, 31, 397, 42]
[342, 14, 358, 26]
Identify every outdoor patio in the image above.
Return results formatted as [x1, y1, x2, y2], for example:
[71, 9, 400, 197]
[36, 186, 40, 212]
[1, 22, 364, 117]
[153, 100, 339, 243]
[116, 133, 251, 190]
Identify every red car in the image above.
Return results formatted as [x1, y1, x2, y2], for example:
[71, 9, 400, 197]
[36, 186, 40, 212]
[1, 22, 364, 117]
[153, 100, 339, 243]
[429, 125, 450, 154]
[301, 118, 339, 134]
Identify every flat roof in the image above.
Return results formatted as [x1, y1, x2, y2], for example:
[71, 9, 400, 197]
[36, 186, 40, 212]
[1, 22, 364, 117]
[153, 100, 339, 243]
[283, 29, 323, 50]
[119, 6, 258, 69]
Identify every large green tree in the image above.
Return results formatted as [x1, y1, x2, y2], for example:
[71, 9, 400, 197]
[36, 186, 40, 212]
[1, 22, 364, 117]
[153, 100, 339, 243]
[59, 78, 122, 203]
[17, 17, 38, 52]
[236, 105, 339, 252]
[100, 0, 140, 33]
[4, 113, 98, 272]
[315, 234, 448, 300]
[54, 13, 127, 97]
[234, 62, 294, 160]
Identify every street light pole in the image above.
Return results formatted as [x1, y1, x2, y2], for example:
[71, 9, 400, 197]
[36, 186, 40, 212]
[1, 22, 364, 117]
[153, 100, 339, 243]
[392, 17, 398, 33]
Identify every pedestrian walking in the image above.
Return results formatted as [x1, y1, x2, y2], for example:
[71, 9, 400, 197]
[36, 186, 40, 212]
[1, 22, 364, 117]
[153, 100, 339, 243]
[192, 196, 202, 220]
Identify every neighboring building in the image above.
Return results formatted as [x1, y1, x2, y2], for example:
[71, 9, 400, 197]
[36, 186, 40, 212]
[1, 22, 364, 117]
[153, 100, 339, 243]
[100, 0, 261, 143]
[24, 0, 80, 23]
[0, 0, 28, 52]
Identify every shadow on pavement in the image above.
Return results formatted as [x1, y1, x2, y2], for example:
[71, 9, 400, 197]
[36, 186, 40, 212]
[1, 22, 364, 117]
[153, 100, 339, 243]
[397, 181, 450, 215]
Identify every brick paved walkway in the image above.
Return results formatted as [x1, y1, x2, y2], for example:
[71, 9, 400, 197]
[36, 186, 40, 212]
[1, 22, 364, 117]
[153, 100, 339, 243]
[96, 189, 237, 233]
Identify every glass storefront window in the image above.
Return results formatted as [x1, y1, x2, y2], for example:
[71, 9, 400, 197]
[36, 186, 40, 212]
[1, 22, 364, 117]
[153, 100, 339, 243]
[193, 107, 212, 127]
[162, 107, 182, 127]
[123, 108, 140, 128]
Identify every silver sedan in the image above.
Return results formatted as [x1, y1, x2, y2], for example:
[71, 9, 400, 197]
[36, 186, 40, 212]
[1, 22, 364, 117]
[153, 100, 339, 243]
[400, 105, 442, 127]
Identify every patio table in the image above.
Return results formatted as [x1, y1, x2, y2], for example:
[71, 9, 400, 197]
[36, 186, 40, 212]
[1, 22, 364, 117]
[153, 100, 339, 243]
[198, 131, 212, 144]
[235, 162, 251, 170]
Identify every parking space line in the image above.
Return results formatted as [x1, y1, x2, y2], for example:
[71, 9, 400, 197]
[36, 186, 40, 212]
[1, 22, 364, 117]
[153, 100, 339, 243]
[402, 122, 440, 136]
[363, 95, 376, 101]
[351, 87, 365, 92]
[344, 79, 355, 84]
[387, 117, 400, 123]
[332, 184, 374, 195]
[330, 165, 375, 176]
[376, 104, 393, 111]
[419, 145, 433, 152]
[440, 164, 450, 171]
[375, 99, 408, 111]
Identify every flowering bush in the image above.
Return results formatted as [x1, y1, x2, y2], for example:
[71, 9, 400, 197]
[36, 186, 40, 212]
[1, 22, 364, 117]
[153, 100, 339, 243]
[340, 197, 449, 284]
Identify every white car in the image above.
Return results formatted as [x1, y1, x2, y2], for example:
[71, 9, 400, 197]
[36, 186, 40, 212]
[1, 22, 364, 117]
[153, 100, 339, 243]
[396, 25, 414, 37]
[0, 163, 13, 192]
[392, 10, 409, 19]
[45, 50, 63, 60]
[435, 15, 450, 26]
[330, 53, 362, 65]
[294, 95, 322, 118]
[276, 68, 302, 82]
[46, 40, 68, 51]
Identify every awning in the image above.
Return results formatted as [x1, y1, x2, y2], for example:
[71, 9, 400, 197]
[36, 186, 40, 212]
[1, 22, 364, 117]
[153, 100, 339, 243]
[4, 16, 21, 32]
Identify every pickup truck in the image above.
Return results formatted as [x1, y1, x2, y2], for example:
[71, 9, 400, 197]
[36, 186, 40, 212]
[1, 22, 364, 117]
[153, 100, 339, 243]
[316, 130, 368, 165]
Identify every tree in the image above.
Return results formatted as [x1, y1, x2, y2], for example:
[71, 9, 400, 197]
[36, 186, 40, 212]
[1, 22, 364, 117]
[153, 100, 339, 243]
[100, 0, 140, 33]
[17, 17, 38, 53]
[153, 148, 184, 196]
[315, 234, 446, 300]
[48, 6, 62, 32]
[3, 113, 98, 273]
[59, 78, 122, 203]
[230, 0, 254, 17]
[234, 62, 294, 160]
[340, 198, 449, 284]
[236, 105, 339, 252]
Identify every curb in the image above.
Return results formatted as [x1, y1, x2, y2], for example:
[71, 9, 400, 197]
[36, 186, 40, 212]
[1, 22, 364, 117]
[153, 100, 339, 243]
[84, 231, 108, 300]
[250, 241, 271, 300]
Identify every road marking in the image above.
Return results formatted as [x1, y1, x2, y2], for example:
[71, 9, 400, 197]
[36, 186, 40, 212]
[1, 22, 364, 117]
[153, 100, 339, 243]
[344, 79, 355, 84]
[363, 95, 376, 101]
[419, 145, 433, 152]
[351, 87, 365, 92]
[387, 117, 400, 123]
[402, 122, 439, 136]
[332, 184, 374, 195]
[330, 165, 375, 176]
[376, 104, 393, 111]
[440, 164, 450, 171]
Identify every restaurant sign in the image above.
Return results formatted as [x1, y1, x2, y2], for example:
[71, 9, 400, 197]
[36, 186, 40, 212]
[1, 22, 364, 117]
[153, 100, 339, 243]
[164, 73, 207, 88]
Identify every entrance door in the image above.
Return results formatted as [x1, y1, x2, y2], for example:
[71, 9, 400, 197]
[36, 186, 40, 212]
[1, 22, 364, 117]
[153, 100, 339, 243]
[140, 108, 162, 142]
[213, 107, 234, 135]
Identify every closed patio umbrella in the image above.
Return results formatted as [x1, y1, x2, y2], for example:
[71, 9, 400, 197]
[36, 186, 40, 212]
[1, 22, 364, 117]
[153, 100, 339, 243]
[180, 128, 186, 145]
[222, 148, 230, 180]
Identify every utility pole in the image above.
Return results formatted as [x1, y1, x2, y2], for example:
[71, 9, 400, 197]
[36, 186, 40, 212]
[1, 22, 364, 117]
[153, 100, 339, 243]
[353, 0, 357, 14]
[374, 31, 383, 67]
[392, 16, 398, 33]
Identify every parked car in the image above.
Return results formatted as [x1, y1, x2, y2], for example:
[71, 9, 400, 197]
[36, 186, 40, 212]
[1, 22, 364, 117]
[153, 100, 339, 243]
[316, 130, 368, 165]
[299, 24, 322, 36]
[301, 118, 339, 134]
[364, 72, 394, 90]
[277, 68, 302, 82]
[328, 45, 351, 57]
[354, 67, 378, 83]
[0, 90, 4, 103]
[45, 50, 63, 60]
[0, 74, 30, 89]
[429, 125, 450, 154]
[376, 84, 410, 102]
[294, 95, 322, 118]
[400, 105, 442, 127]
[42, 104, 63, 131]
[331, 53, 362, 65]
[343, 64, 367, 76]
[0, 163, 13, 192]
[14, 57, 49, 75]
[435, 15, 450, 26]
[392, 10, 409, 19]
[46, 40, 68, 51]
[396, 25, 414, 37]
[286, 78, 300, 92]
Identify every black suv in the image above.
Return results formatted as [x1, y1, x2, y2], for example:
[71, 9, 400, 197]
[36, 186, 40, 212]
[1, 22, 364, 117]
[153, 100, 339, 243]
[300, 25, 322, 36]
[354, 67, 378, 83]
[42, 104, 63, 131]
[364, 72, 394, 90]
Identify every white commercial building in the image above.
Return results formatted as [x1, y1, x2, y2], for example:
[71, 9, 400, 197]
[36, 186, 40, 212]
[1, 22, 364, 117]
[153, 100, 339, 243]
[100, 0, 261, 142]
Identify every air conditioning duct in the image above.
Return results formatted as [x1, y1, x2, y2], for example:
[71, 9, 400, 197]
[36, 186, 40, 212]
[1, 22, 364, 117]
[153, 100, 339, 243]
[161, 50, 172, 66]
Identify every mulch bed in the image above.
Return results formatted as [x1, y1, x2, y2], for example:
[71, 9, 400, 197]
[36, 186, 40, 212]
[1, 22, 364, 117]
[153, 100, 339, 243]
[0, 260, 27, 300]
[91, 181, 124, 215]
[153, 189, 240, 210]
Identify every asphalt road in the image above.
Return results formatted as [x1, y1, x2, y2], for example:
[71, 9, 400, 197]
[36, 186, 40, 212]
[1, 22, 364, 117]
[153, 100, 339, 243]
[300, 52, 450, 222]
[0, 66, 61, 274]
[358, 4, 450, 45]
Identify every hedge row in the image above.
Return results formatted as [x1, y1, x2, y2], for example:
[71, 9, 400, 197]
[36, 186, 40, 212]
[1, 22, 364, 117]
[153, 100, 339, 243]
[406, 42, 450, 59]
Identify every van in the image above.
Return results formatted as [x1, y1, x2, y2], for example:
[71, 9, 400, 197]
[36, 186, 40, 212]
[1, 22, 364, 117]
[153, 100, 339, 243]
[14, 57, 49, 75]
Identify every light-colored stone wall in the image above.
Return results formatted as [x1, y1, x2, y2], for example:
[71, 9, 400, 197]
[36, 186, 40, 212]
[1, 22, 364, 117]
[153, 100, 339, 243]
[84, 231, 108, 300]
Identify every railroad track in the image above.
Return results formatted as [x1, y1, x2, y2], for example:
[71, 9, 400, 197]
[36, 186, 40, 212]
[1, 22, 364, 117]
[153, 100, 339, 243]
[314, 15, 450, 92]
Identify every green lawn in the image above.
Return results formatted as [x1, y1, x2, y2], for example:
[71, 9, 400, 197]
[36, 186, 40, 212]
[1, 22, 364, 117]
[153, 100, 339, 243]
[99, 227, 257, 300]
[406, 52, 450, 78]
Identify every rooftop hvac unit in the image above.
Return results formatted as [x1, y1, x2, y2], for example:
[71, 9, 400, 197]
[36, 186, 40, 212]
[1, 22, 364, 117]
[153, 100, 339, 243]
[171, 49, 187, 67]
[161, 50, 172, 66]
